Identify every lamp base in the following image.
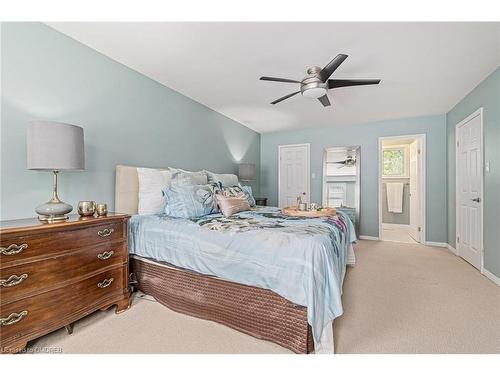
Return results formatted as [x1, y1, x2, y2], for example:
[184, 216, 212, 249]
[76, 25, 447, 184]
[38, 214, 70, 223]
[35, 200, 73, 223]
[34, 170, 73, 223]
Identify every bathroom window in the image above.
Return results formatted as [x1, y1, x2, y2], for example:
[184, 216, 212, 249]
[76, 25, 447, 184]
[382, 146, 408, 178]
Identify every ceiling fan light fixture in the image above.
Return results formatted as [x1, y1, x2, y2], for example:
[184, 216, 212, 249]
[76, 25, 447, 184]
[261, 54, 380, 107]
[302, 87, 327, 99]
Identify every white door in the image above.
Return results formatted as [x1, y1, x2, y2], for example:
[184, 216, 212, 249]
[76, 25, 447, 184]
[279, 144, 310, 208]
[409, 140, 420, 242]
[456, 112, 482, 269]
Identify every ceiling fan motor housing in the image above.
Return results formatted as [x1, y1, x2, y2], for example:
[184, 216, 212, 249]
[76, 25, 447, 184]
[301, 68, 328, 98]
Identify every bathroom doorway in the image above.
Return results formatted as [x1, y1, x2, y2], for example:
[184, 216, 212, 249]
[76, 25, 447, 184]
[378, 135, 425, 244]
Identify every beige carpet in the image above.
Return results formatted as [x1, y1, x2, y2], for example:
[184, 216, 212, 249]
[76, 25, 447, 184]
[27, 240, 500, 354]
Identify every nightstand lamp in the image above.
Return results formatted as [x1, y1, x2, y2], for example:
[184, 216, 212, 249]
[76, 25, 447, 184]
[238, 163, 256, 183]
[27, 121, 85, 222]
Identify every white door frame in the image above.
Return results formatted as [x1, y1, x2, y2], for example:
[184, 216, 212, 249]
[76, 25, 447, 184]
[378, 134, 426, 243]
[278, 143, 310, 207]
[455, 108, 484, 272]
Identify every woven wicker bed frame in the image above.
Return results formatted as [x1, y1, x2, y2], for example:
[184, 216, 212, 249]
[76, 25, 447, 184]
[130, 256, 314, 353]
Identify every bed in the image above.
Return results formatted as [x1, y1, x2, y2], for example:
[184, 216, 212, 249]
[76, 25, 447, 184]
[115, 165, 356, 353]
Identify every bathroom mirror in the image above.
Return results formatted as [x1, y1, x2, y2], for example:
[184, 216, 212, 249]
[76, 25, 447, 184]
[322, 146, 360, 235]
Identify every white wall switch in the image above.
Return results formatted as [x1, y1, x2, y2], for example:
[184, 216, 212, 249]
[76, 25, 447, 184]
[485, 161, 490, 173]
[311, 172, 316, 179]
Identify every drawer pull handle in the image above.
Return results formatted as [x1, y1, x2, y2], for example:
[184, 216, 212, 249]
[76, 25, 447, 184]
[0, 274, 28, 288]
[0, 243, 28, 256]
[97, 278, 114, 288]
[0, 311, 28, 326]
[97, 250, 114, 260]
[97, 228, 114, 238]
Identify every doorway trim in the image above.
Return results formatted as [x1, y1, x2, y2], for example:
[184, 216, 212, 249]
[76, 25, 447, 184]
[378, 134, 426, 243]
[455, 107, 484, 272]
[278, 143, 310, 208]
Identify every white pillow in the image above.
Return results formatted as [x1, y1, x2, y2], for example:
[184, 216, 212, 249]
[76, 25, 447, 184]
[169, 167, 208, 186]
[137, 167, 172, 215]
[205, 170, 239, 187]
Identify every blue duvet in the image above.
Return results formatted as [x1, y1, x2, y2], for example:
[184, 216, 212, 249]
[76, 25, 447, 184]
[129, 206, 356, 345]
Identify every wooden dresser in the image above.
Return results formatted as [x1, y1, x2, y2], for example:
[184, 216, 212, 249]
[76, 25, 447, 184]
[0, 214, 130, 353]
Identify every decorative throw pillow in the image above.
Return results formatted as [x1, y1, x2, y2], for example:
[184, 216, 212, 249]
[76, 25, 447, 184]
[240, 185, 256, 207]
[169, 168, 208, 186]
[210, 182, 256, 207]
[205, 170, 239, 187]
[137, 167, 172, 215]
[163, 184, 217, 219]
[215, 192, 251, 218]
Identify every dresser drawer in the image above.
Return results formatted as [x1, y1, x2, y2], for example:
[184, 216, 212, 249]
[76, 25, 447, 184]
[0, 241, 127, 304]
[0, 221, 125, 267]
[0, 267, 126, 344]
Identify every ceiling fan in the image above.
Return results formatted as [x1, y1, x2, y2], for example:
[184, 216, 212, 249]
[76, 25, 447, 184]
[260, 54, 380, 107]
[332, 155, 356, 168]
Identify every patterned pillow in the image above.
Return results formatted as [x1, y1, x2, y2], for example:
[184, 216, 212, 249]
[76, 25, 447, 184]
[163, 184, 217, 219]
[215, 193, 251, 218]
[170, 169, 208, 186]
[240, 185, 256, 207]
[210, 182, 256, 207]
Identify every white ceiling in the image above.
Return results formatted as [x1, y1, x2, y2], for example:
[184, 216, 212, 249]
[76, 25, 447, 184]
[47, 22, 499, 133]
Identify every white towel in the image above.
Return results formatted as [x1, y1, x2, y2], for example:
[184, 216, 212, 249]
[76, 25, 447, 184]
[386, 182, 404, 213]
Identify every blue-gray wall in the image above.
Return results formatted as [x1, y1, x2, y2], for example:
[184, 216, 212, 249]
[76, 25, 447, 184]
[0, 22, 260, 220]
[260, 115, 447, 242]
[446, 67, 499, 278]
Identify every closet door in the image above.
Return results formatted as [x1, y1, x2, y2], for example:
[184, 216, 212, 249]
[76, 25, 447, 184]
[278, 144, 310, 208]
[456, 112, 483, 270]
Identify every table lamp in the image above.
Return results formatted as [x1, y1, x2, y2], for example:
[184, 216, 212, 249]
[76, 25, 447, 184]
[238, 163, 256, 182]
[27, 121, 85, 222]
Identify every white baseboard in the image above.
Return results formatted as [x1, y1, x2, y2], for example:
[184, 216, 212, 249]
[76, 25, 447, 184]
[424, 241, 448, 248]
[443, 245, 498, 286]
[482, 268, 500, 286]
[359, 235, 379, 241]
[446, 243, 458, 255]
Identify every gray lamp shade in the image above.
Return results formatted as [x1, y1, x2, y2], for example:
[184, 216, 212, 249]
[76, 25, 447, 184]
[239, 163, 256, 181]
[27, 121, 85, 170]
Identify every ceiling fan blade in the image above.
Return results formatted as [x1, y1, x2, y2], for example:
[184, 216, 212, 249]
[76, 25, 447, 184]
[332, 161, 346, 164]
[270, 91, 301, 105]
[318, 54, 348, 82]
[328, 79, 381, 89]
[260, 76, 301, 84]
[318, 94, 331, 107]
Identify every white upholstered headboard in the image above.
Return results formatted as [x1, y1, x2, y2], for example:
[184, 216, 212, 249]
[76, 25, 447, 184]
[115, 165, 168, 215]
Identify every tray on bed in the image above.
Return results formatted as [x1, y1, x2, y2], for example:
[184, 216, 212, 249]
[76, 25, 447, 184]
[282, 206, 337, 218]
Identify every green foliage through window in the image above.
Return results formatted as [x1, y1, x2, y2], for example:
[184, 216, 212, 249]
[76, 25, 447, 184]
[383, 149, 405, 176]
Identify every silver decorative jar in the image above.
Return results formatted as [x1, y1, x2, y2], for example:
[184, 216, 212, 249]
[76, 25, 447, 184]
[96, 203, 108, 217]
[78, 201, 96, 217]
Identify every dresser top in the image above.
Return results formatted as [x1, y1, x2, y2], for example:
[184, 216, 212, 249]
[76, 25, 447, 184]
[0, 213, 130, 234]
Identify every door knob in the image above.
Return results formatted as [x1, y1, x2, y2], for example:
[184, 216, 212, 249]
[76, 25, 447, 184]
[471, 197, 481, 203]
[302, 192, 306, 195]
